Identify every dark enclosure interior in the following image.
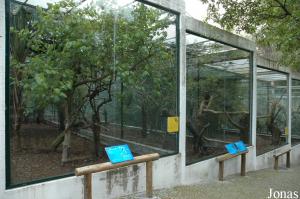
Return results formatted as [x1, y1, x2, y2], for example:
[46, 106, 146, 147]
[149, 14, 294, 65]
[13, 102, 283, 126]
[256, 67, 288, 155]
[292, 79, 300, 145]
[8, 0, 178, 185]
[185, 33, 251, 164]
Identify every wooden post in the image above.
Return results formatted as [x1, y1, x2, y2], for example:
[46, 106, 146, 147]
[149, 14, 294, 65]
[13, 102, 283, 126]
[84, 174, 92, 199]
[76, 153, 159, 176]
[286, 151, 291, 168]
[274, 156, 279, 170]
[75, 153, 159, 199]
[146, 161, 153, 198]
[219, 161, 224, 181]
[241, 153, 246, 176]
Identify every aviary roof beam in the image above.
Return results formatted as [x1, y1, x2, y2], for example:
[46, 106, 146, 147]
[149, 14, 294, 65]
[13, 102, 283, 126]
[185, 16, 256, 52]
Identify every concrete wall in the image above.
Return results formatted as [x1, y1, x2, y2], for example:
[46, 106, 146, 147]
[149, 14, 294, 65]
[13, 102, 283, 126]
[1, 0, 7, 197]
[1, 0, 300, 199]
[184, 146, 256, 185]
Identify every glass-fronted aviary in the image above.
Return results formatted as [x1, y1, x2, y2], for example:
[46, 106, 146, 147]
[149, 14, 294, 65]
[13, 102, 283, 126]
[185, 33, 251, 164]
[8, 0, 178, 186]
[256, 67, 288, 155]
[292, 79, 300, 145]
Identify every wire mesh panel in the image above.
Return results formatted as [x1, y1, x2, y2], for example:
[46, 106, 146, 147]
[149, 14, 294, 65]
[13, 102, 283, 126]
[8, 0, 178, 186]
[185, 33, 251, 164]
[256, 67, 288, 155]
[292, 79, 300, 146]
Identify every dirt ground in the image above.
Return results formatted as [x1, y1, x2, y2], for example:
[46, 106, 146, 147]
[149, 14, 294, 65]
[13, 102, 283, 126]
[10, 122, 176, 185]
[10, 123, 106, 185]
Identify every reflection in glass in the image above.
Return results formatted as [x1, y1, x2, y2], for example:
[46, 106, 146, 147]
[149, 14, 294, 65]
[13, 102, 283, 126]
[256, 67, 288, 155]
[185, 33, 251, 164]
[9, 0, 178, 185]
[292, 79, 300, 145]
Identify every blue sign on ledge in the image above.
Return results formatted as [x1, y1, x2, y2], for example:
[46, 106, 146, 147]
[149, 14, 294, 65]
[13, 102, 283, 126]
[234, 140, 247, 152]
[105, 144, 134, 164]
[225, 140, 247, 155]
[225, 143, 239, 155]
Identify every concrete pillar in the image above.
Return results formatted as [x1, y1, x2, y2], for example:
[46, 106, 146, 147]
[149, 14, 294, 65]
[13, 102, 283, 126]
[178, 0, 187, 184]
[251, 52, 257, 170]
[0, 0, 7, 195]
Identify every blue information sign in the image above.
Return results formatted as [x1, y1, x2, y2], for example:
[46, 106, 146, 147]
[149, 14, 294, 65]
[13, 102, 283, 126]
[105, 144, 134, 164]
[225, 143, 239, 155]
[234, 140, 247, 152]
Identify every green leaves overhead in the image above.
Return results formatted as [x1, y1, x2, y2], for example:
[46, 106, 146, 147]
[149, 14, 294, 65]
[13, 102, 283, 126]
[201, 0, 300, 69]
[10, 0, 176, 115]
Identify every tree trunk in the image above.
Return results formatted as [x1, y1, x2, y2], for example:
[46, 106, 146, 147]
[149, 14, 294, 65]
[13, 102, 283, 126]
[62, 127, 71, 164]
[36, 109, 44, 124]
[12, 73, 22, 134]
[50, 132, 65, 151]
[13, 86, 23, 149]
[62, 101, 72, 164]
[58, 105, 65, 131]
[92, 113, 101, 157]
[141, 104, 147, 138]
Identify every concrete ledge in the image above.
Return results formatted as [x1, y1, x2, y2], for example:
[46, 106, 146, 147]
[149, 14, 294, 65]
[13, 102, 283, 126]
[142, 0, 185, 13]
[257, 55, 289, 73]
[185, 16, 256, 52]
[256, 144, 292, 170]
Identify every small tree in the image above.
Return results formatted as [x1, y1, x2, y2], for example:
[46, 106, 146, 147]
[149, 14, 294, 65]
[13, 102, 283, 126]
[84, 3, 176, 155]
[20, 0, 176, 162]
[10, 4, 34, 134]
[23, 0, 114, 163]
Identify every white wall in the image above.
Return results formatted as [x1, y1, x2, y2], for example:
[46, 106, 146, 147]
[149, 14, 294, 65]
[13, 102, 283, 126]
[0, 0, 7, 197]
[184, 146, 256, 185]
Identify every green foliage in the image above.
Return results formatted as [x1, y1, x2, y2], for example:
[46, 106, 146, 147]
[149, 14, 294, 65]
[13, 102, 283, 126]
[11, 0, 176, 124]
[201, 0, 300, 69]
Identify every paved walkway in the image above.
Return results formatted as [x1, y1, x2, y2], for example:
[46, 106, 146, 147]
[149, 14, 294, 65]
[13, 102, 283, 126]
[123, 165, 300, 199]
[156, 166, 300, 199]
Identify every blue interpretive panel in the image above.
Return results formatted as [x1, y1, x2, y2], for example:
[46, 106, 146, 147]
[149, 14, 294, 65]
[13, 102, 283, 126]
[234, 140, 247, 152]
[225, 143, 238, 155]
[105, 144, 134, 164]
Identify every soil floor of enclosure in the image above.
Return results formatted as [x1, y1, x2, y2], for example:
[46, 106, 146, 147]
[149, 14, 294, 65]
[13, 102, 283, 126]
[122, 164, 300, 199]
[10, 122, 168, 185]
[10, 123, 108, 185]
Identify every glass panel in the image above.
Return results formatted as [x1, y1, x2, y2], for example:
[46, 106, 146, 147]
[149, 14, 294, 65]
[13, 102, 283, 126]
[256, 67, 288, 155]
[292, 79, 300, 145]
[9, 0, 178, 185]
[185, 33, 251, 164]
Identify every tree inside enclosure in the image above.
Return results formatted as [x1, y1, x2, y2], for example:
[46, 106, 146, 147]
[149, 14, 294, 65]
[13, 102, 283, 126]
[8, 0, 178, 185]
[186, 33, 251, 164]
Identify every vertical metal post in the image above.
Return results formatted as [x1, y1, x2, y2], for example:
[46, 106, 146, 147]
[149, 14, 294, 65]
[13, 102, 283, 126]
[287, 73, 292, 145]
[251, 52, 257, 165]
[120, 81, 124, 139]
